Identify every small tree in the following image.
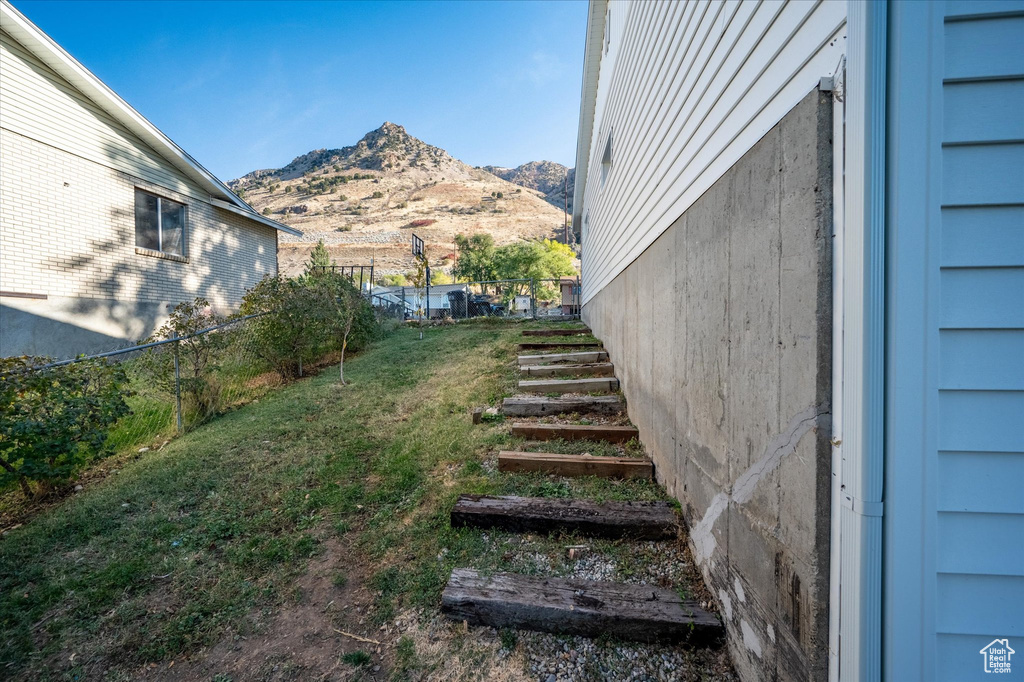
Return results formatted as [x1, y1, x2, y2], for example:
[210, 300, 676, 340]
[0, 357, 130, 497]
[409, 249, 430, 326]
[453, 233, 497, 288]
[306, 239, 333, 274]
[323, 277, 364, 385]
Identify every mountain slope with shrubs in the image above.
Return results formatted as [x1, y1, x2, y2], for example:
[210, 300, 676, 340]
[230, 123, 572, 278]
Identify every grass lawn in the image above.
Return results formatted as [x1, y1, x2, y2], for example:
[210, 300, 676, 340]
[0, 321, 722, 682]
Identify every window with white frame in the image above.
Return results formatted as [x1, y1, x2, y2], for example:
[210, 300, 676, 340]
[135, 189, 186, 257]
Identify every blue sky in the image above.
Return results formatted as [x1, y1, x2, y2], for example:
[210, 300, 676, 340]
[13, 0, 588, 180]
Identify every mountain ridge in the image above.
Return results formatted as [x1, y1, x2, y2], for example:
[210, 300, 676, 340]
[229, 123, 572, 277]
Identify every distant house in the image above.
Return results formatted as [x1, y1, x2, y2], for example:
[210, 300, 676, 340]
[573, 1, 1023, 681]
[0, 1, 300, 359]
[559, 277, 580, 315]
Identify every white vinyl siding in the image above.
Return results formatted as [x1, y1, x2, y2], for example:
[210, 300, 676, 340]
[0, 30, 207, 202]
[579, 0, 846, 302]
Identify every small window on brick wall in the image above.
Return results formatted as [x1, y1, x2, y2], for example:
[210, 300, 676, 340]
[135, 189, 186, 258]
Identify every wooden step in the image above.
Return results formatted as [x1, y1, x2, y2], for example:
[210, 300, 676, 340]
[518, 377, 619, 394]
[511, 422, 640, 443]
[518, 342, 602, 351]
[502, 395, 623, 417]
[522, 328, 592, 337]
[498, 450, 652, 479]
[520, 362, 614, 377]
[451, 494, 676, 539]
[442, 569, 722, 644]
[518, 351, 608, 366]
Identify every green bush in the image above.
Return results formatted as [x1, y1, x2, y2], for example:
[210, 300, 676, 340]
[137, 298, 227, 422]
[0, 356, 130, 497]
[240, 273, 377, 381]
[240, 276, 329, 379]
[372, 191, 384, 199]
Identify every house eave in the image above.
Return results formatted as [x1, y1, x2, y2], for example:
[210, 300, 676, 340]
[0, 0, 280, 231]
[571, 0, 608, 233]
[208, 198, 302, 236]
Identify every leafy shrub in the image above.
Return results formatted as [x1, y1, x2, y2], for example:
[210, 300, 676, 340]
[406, 219, 436, 228]
[137, 298, 228, 422]
[240, 273, 377, 380]
[0, 356, 130, 497]
[372, 191, 384, 199]
[240, 276, 330, 379]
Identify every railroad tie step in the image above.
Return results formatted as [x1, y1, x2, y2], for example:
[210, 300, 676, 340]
[510, 422, 639, 443]
[501, 395, 623, 417]
[522, 327, 592, 337]
[517, 351, 609, 366]
[518, 377, 619, 394]
[441, 568, 723, 644]
[520, 362, 615, 377]
[518, 341, 603, 352]
[497, 450, 651, 479]
[451, 494, 673, 538]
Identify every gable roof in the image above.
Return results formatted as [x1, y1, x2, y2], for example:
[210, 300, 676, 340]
[0, 0, 301, 237]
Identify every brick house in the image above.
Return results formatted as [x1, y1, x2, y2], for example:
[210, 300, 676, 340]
[0, 1, 300, 358]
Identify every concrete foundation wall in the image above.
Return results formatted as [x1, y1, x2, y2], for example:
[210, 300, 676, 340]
[582, 89, 833, 682]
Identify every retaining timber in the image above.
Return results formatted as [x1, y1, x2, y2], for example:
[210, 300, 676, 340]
[517, 377, 619, 394]
[450, 494, 676, 539]
[497, 450, 651, 479]
[441, 569, 722, 644]
[518, 342, 603, 351]
[501, 395, 623, 417]
[520, 362, 615, 377]
[510, 422, 640, 443]
[522, 328, 592, 337]
[517, 351, 609, 366]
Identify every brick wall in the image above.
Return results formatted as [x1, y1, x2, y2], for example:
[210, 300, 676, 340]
[0, 128, 277, 309]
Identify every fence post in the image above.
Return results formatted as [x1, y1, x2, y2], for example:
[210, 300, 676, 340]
[172, 331, 183, 433]
[530, 279, 537, 319]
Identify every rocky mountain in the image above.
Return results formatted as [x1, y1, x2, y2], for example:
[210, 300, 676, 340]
[230, 123, 568, 277]
[482, 161, 574, 212]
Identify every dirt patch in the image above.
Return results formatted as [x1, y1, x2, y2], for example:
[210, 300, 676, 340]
[142, 538, 388, 682]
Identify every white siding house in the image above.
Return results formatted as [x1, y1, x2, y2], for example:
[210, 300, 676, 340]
[0, 1, 300, 358]
[573, 1, 1024, 681]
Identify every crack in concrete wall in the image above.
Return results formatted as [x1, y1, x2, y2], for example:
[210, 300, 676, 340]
[692, 403, 829, 563]
[582, 88, 834, 682]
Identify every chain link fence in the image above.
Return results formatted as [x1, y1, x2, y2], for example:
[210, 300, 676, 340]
[10, 315, 283, 458]
[369, 276, 581, 321]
